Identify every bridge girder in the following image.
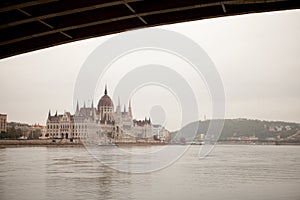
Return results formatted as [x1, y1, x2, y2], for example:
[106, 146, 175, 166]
[1, 0, 299, 59]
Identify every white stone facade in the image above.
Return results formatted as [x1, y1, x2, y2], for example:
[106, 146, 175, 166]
[46, 86, 170, 142]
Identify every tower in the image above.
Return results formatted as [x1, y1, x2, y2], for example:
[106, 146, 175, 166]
[75, 101, 79, 115]
[115, 96, 122, 125]
[97, 85, 114, 124]
[116, 96, 121, 114]
[128, 99, 132, 118]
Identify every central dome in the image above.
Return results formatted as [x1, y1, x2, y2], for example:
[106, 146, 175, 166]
[97, 86, 114, 108]
[98, 95, 113, 107]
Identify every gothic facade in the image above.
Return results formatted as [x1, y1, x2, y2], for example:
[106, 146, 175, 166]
[46, 86, 170, 142]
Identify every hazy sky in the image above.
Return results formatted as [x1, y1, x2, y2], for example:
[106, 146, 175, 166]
[0, 9, 299, 131]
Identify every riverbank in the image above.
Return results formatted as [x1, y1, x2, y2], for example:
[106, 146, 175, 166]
[0, 139, 83, 148]
[217, 140, 300, 145]
[1, 139, 299, 148]
[0, 139, 168, 148]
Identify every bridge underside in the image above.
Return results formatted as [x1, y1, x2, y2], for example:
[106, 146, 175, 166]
[1, 0, 299, 59]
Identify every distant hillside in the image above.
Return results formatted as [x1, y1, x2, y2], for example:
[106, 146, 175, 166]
[172, 119, 300, 141]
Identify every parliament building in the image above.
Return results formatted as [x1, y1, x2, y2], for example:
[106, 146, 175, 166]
[46, 86, 169, 143]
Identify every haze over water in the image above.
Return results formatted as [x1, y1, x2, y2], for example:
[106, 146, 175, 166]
[0, 145, 299, 200]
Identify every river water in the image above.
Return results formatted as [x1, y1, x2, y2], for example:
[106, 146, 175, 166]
[0, 145, 299, 200]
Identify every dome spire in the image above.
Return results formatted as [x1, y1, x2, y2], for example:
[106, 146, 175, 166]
[104, 84, 107, 95]
[98, 84, 114, 109]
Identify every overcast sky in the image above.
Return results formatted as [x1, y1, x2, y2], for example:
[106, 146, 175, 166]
[0, 9, 299, 131]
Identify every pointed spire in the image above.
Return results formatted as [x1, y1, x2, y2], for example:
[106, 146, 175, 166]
[116, 96, 121, 113]
[128, 99, 132, 117]
[84, 101, 86, 108]
[48, 110, 51, 118]
[76, 100, 79, 112]
[55, 111, 57, 116]
[104, 84, 107, 95]
[91, 100, 94, 108]
[91, 105, 95, 120]
[124, 105, 126, 113]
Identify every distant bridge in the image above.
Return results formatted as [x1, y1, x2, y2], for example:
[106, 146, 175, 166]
[1, 0, 299, 59]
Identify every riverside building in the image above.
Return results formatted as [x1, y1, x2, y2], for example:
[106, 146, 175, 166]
[46, 86, 170, 142]
[0, 114, 7, 133]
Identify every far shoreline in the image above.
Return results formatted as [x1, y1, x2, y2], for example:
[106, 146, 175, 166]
[1, 139, 299, 148]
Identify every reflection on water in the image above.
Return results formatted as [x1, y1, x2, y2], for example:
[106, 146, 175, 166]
[0, 145, 299, 200]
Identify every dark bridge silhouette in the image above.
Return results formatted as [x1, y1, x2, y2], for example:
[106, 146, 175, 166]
[1, 0, 299, 59]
